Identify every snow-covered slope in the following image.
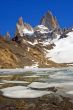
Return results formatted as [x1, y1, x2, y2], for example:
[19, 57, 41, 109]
[46, 31, 73, 63]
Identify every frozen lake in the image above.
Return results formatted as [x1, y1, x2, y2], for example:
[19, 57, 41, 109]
[0, 67, 73, 98]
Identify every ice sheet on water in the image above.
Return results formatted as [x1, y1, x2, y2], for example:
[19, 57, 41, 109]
[28, 82, 60, 89]
[1, 86, 50, 98]
[66, 91, 73, 95]
[49, 71, 73, 80]
[1, 80, 29, 84]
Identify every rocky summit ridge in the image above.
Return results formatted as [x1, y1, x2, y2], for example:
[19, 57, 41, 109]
[40, 11, 59, 29]
[0, 11, 73, 68]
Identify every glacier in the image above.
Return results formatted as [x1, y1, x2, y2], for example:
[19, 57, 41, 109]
[46, 31, 73, 63]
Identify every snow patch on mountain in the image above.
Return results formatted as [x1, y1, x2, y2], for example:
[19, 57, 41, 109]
[41, 39, 51, 46]
[24, 62, 39, 69]
[23, 28, 34, 36]
[27, 40, 38, 46]
[35, 25, 50, 34]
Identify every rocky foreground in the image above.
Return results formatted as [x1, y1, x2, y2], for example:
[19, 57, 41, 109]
[0, 94, 73, 110]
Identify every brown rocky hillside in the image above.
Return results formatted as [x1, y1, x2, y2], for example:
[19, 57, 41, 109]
[0, 35, 68, 68]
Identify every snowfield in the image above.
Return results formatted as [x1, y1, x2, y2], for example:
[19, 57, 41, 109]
[46, 31, 73, 63]
[24, 62, 39, 69]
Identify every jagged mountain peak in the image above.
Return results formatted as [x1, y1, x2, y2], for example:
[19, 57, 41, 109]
[13, 14, 61, 45]
[40, 11, 60, 30]
[16, 17, 34, 37]
[46, 11, 53, 16]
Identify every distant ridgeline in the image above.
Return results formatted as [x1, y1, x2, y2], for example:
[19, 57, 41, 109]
[3, 11, 62, 42]
[3, 11, 72, 42]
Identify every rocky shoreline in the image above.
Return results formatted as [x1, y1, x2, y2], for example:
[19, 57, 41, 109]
[0, 93, 73, 110]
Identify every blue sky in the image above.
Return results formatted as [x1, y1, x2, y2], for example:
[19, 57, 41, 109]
[0, 0, 73, 36]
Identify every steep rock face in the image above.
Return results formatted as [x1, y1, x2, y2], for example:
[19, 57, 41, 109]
[40, 11, 60, 30]
[15, 17, 34, 37]
[34, 11, 62, 40]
